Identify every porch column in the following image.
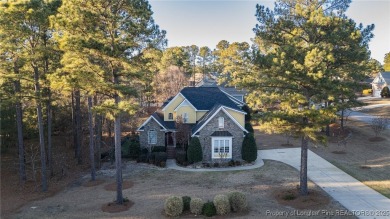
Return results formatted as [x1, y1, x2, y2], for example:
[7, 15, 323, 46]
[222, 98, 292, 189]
[173, 132, 176, 147]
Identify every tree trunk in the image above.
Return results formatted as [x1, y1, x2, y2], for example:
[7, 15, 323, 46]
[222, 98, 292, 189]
[340, 109, 345, 130]
[13, 78, 26, 183]
[299, 135, 308, 196]
[75, 89, 82, 164]
[114, 92, 123, 204]
[325, 102, 330, 137]
[47, 90, 53, 177]
[107, 119, 113, 146]
[72, 91, 77, 158]
[88, 96, 96, 181]
[33, 65, 47, 192]
[94, 95, 102, 168]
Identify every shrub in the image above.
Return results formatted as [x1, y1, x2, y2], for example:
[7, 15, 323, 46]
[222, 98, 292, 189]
[228, 191, 247, 212]
[175, 149, 187, 165]
[154, 152, 167, 165]
[164, 196, 183, 217]
[151, 146, 166, 153]
[202, 201, 216, 217]
[213, 194, 230, 215]
[148, 152, 155, 164]
[228, 160, 235, 167]
[371, 116, 389, 137]
[121, 139, 131, 158]
[128, 141, 140, 159]
[242, 105, 252, 122]
[381, 86, 390, 98]
[182, 196, 191, 211]
[190, 198, 204, 215]
[362, 89, 372, 95]
[187, 137, 203, 164]
[283, 193, 296, 200]
[241, 133, 257, 162]
[141, 148, 149, 154]
[245, 123, 254, 133]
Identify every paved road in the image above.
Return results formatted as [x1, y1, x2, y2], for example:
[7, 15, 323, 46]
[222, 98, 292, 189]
[346, 103, 390, 128]
[260, 148, 390, 219]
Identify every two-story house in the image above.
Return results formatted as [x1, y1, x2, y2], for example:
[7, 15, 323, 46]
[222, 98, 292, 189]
[137, 86, 248, 163]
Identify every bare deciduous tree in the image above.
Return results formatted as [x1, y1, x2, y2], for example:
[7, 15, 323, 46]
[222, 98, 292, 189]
[155, 66, 188, 103]
[175, 116, 191, 150]
[371, 116, 389, 137]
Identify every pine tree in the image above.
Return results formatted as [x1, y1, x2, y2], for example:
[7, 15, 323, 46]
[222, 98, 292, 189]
[235, 0, 373, 195]
[0, 0, 61, 191]
[53, 0, 165, 204]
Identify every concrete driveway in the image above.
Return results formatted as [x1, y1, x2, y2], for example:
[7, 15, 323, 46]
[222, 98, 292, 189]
[260, 148, 390, 219]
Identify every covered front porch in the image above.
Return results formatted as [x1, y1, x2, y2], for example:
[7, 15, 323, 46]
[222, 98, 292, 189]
[165, 131, 176, 159]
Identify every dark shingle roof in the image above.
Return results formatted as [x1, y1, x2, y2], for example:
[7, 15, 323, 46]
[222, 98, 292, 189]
[381, 72, 390, 83]
[192, 104, 222, 134]
[180, 87, 241, 111]
[210, 131, 233, 137]
[152, 112, 176, 130]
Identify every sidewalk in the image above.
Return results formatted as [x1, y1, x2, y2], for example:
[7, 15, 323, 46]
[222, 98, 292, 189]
[260, 148, 390, 219]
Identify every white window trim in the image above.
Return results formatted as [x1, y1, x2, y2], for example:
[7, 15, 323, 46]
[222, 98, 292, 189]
[218, 117, 224, 128]
[211, 137, 232, 159]
[148, 129, 157, 144]
[168, 113, 173, 120]
[183, 112, 188, 123]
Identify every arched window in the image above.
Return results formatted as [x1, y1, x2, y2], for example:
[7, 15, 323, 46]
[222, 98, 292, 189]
[218, 117, 224, 128]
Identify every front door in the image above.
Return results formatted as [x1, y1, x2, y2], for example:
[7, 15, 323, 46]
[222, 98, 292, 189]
[166, 132, 174, 146]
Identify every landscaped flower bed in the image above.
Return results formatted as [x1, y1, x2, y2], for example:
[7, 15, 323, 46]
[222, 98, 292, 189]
[164, 191, 248, 217]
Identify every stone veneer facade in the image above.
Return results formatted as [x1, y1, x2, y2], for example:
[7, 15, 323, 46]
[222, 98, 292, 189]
[198, 110, 244, 163]
[139, 119, 166, 152]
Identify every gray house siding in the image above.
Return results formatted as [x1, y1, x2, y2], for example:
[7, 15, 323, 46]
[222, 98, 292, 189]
[198, 110, 244, 163]
[139, 119, 166, 152]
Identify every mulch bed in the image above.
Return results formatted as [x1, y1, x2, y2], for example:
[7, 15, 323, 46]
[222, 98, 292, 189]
[82, 179, 105, 187]
[281, 143, 295, 147]
[101, 200, 134, 213]
[104, 180, 134, 191]
[331, 151, 346, 154]
[369, 137, 386, 142]
[273, 188, 330, 210]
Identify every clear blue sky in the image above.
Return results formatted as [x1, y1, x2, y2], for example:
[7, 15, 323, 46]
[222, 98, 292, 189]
[149, 0, 390, 64]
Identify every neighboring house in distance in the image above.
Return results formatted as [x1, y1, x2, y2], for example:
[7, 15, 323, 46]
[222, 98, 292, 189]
[137, 86, 248, 163]
[195, 75, 247, 103]
[372, 72, 390, 97]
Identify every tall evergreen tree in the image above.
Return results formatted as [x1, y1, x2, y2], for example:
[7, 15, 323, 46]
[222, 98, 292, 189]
[0, 0, 61, 191]
[384, 52, 390, 71]
[234, 0, 373, 195]
[197, 46, 212, 77]
[54, 0, 165, 204]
